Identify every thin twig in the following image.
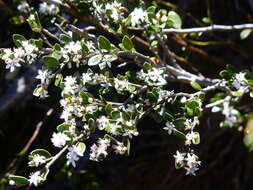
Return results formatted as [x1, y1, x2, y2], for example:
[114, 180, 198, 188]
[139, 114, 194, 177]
[163, 24, 253, 34]
[19, 108, 55, 156]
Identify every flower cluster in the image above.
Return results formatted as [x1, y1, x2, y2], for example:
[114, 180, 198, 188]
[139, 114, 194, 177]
[138, 66, 168, 86]
[212, 101, 239, 127]
[174, 151, 201, 175]
[90, 138, 111, 161]
[28, 171, 44, 187]
[51, 132, 70, 148]
[60, 41, 84, 67]
[0, 40, 38, 72]
[91, 0, 125, 23]
[66, 145, 84, 167]
[28, 154, 47, 167]
[17, 1, 29, 13]
[129, 8, 148, 27]
[232, 72, 249, 94]
[39, 2, 59, 16]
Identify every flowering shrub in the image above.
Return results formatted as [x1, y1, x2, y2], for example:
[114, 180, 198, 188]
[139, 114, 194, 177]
[2, 0, 253, 187]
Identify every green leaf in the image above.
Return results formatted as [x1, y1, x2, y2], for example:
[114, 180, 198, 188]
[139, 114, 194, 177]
[81, 42, 89, 52]
[219, 70, 233, 79]
[34, 39, 43, 48]
[163, 112, 174, 121]
[240, 29, 252, 40]
[232, 91, 243, 97]
[54, 74, 63, 87]
[44, 56, 60, 67]
[27, 12, 42, 33]
[126, 139, 130, 155]
[143, 62, 152, 72]
[247, 79, 253, 87]
[186, 100, 200, 116]
[147, 6, 156, 13]
[88, 118, 96, 132]
[52, 52, 62, 60]
[192, 132, 200, 144]
[168, 11, 182, 29]
[60, 34, 72, 44]
[80, 91, 89, 103]
[76, 142, 86, 156]
[122, 35, 135, 51]
[111, 111, 121, 119]
[244, 119, 253, 151]
[105, 104, 113, 116]
[57, 123, 71, 132]
[88, 55, 102, 66]
[13, 34, 27, 47]
[9, 175, 28, 186]
[98, 35, 111, 50]
[147, 92, 158, 103]
[190, 81, 202, 90]
[29, 149, 52, 159]
[53, 43, 61, 51]
[202, 17, 210, 24]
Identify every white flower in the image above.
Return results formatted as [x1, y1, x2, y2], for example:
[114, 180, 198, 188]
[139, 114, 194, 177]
[5, 61, 21, 72]
[232, 72, 248, 93]
[113, 142, 127, 155]
[82, 72, 92, 84]
[66, 145, 83, 167]
[114, 78, 129, 91]
[63, 76, 79, 94]
[185, 131, 199, 145]
[126, 104, 136, 112]
[158, 90, 173, 102]
[17, 1, 29, 13]
[138, 67, 167, 86]
[39, 2, 58, 15]
[51, 132, 70, 148]
[29, 154, 47, 167]
[39, 2, 47, 14]
[28, 171, 44, 186]
[97, 116, 109, 130]
[163, 122, 175, 135]
[174, 151, 185, 166]
[86, 41, 96, 52]
[185, 153, 201, 175]
[185, 117, 199, 131]
[105, 2, 123, 22]
[2, 48, 12, 62]
[98, 138, 110, 147]
[130, 8, 148, 27]
[222, 102, 239, 127]
[36, 69, 52, 85]
[13, 48, 25, 59]
[2, 48, 23, 72]
[108, 123, 121, 135]
[90, 138, 110, 162]
[9, 180, 15, 186]
[122, 129, 139, 138]
[33, 87, 49, 98]
[64, 41, 82, 55]
[22, 41, 38, 54]
[60, 106, 74, 122]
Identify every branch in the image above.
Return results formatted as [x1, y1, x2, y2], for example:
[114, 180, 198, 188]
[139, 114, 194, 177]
[163, 24, 253, 34]
[117, 51, 156, 66]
